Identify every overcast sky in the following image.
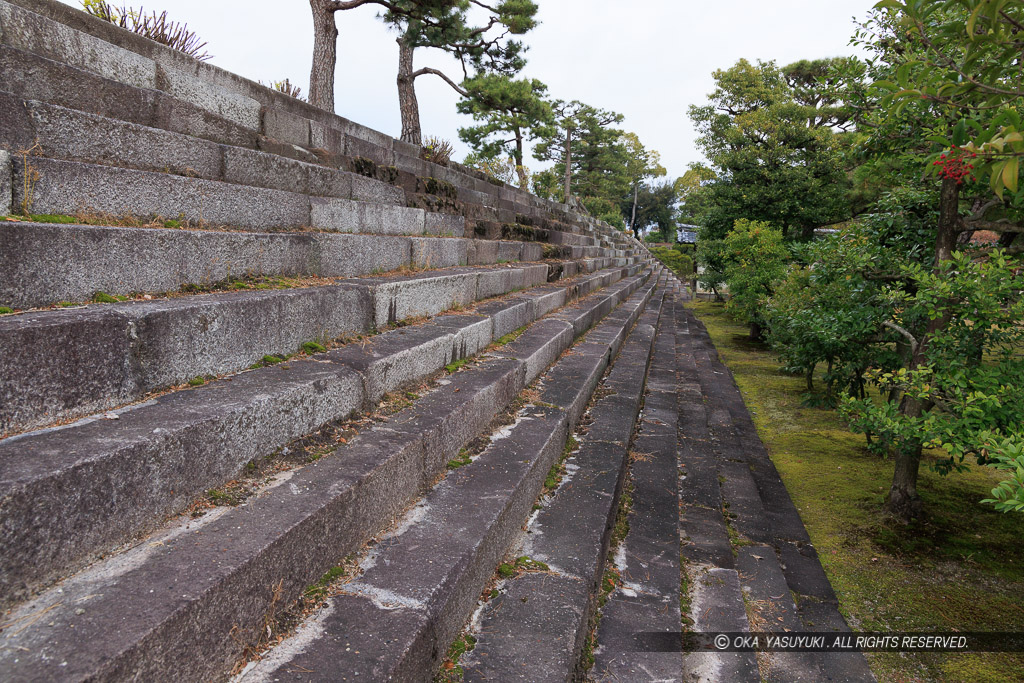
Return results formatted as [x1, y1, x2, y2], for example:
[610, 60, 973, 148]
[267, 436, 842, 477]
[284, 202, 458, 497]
[57, 0, 879, 181]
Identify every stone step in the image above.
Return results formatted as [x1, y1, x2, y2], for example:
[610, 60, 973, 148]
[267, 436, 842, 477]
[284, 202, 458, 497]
[0, 41, 257, 150]
[678, 307, 875, 681]
[235, 279, 670, 683]
[592, 297, 685, 681]
[460, 282, 668, 682]
[8, 153, 459, 234]
[0, 0, 636, 247]
[0, 220, 595, 309]
[0, 0, 654, 250]
[0, 269, 662, 683]
[0, 265, 656, 609]
[736, 546, 825, 683]
[0, 34, 572, 241]
[4, 136, 614, 255]
[682, 567, 760, 682]
[0, 92, 408, 207]
[1, 261, 648, 435]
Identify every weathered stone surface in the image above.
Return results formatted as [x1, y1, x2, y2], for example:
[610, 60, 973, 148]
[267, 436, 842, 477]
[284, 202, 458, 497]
[719, 459, 773, 544]
[351, 173, 404, 205]
[310, 196, 425, 235]
[345, 133, 393, 166]
[462, 573, 590, 683]
[25, 98, 223, 179]
[493, 318, 573, 384]
[1, 264, 640, 431]
[0, 0, 157, 89]
[474, 297, 531, 341]
[261, 106, 309, 147]
[410, 236, 468, 269]
[156, 65, 262, 130]
[130, 285, 373, 389]
[18, 157, 310, 228]
[594, 308, 684, 682]
[0, 308, 136, 434]
[681, 504, 735, 569]
[683, 568, 761, 683]
[1, 272, 636, 617]
[424, 211, 465, 237]
[250, 407, 569, 682]
[222, 144, 310, 195]
[361, 270, 479, 329]
[467, 238, 500, 265]
[0, 223, 415, 307]
[0, 90, 35, 151]
[0, 149, 11, 215]
[0, 360, 366, 608]
[778, 541, 838, 602]
[539, 345, 612, 426]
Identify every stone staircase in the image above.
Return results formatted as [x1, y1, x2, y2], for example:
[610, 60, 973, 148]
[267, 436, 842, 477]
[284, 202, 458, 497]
[1, 1, 875, 681]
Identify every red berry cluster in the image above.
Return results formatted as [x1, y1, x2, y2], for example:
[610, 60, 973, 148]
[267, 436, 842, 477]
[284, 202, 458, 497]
[932, 146, 977, 184]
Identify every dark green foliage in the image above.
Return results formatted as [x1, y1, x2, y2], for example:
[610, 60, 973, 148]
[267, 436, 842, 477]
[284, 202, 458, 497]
[458, 75, 554, 187]
[625, 180, 676, 240]
[688, 58, 854, 241]
[649, 247, 693, 278]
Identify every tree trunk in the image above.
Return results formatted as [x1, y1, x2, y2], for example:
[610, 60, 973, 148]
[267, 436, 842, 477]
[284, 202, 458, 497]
[885, 176, 961, 523]
[514, 128, 528, 189]
[308, 0, 338, 113]
[563, 129, 572, 201]
[749, 321, 763, 340]
[397, 40, 422, 146]
[884, 432, 925, 524]
[630, 183, 639, 233]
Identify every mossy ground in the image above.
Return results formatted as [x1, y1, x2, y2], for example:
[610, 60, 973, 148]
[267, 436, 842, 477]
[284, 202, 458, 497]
[690, 301, 1024, 683]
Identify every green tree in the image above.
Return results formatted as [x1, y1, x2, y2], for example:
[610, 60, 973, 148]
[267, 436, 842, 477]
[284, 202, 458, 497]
[722, 219, 789, 339]
[621, 132, 667, 236]
[843, 0, 1024, 519]
[457, 74, 554, 188]
[307, 0, 537, 131]
[388, 0, 539, 145]
[688, 58, 854, 241]
[533, 100, 624, 203]
[757, 1, 1024, 521]
[626, 181, 677, 241]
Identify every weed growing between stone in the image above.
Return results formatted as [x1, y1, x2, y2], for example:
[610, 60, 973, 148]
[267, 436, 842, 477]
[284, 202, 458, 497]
[436, 633, 477, 682]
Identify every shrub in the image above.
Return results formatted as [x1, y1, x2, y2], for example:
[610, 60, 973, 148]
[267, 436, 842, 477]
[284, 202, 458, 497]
[421, 137, 454, 166]
[267, 78, 305, 101]
[82, 1, 211, 61]
[722, 219, 788, 338]
[650, 246, 693, 279]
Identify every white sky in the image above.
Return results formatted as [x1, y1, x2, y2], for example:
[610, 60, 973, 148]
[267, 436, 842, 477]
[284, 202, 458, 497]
[56, 0, 879, 181]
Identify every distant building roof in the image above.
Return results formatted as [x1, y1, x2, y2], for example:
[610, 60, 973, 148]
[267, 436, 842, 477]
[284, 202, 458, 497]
[677, 228, 698, 244]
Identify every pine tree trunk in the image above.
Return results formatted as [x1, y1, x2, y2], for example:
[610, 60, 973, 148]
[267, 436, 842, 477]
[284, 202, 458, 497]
[885, 176, 961, 523]
[563, 130, 572, 202]
[308, 0, 338, 113]
[514, 129, 528, 189]
[397, 40, 422, 146]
